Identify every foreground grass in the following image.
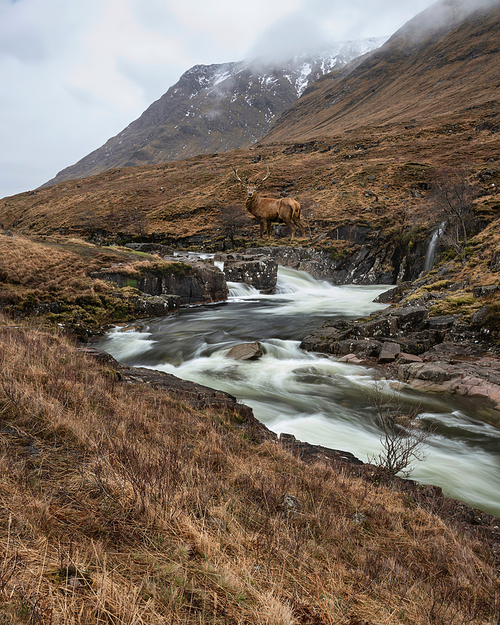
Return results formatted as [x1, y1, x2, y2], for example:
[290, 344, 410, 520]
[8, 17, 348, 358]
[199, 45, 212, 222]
[0, 318, 498, 624]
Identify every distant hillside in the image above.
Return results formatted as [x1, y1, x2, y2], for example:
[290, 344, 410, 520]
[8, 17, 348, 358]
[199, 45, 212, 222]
[261, 0, 500, 144]
[44, 38, 386, 187]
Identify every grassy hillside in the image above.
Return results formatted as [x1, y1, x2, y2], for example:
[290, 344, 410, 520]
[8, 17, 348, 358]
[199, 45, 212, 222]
[1, 115, 499, 248]
[0, 319, 498, 624]
[263, 3, 500, 144]
[0, 235, 208, 338]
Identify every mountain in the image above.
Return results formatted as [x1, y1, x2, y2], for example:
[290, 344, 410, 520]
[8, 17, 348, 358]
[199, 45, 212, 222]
[261, 0, 500, 144]
[44, 38, 386, 187]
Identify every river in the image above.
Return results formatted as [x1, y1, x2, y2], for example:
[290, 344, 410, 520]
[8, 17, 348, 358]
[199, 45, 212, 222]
[96, 266, 500, 517]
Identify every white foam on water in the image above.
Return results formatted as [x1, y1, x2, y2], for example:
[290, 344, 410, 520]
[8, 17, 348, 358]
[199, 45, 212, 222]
[97, 266, 500, 517]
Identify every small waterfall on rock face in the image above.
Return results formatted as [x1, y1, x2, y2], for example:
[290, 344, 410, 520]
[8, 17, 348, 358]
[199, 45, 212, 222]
[96, 266, 500, 517]
[424, 223, 444, 273]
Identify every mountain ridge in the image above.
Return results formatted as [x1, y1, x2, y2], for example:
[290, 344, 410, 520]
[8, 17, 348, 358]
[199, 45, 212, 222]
[44, 38, 387, 187]
[261, 0, 500, 144]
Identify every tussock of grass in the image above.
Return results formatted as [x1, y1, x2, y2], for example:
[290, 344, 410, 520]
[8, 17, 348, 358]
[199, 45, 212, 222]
[0, 236, 194, 336]
[0, 324, 497, 623]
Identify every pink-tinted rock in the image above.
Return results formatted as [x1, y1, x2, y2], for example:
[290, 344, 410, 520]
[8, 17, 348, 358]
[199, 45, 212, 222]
[398, 352, 423, 364]
[338, 353, 366, 365]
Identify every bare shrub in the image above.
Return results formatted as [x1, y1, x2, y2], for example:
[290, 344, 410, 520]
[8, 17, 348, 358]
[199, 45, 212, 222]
[364, 383, 433, 479]
[217, 203, 253, 248]
[430, 167, 480, 265]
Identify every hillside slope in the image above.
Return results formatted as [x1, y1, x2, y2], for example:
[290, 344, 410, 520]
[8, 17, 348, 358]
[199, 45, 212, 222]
[262, 0, 500, 144]
[0, 318, 497, 623]
[44, 39, 385, 187]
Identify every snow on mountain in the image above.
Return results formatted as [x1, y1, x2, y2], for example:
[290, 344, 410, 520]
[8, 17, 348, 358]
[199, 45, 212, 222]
[45, 37, 387, 186]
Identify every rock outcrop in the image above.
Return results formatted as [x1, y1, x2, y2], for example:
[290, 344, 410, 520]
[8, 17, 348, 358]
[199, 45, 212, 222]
[300, 305, 432, 357]
[92, 260, 228, 308]
[398, 350, 500, 410]
[215, 253, 278, 292]
[301, 297, 500, 410]
[245, 243, 428, 285]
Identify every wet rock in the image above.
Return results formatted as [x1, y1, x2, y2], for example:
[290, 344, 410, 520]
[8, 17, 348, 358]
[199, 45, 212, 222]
[301, 305, 431, 357]
[397, 330, 443, 355]
[373, 283, 411, 303]
[330, 339, 382, 358]
[338, 353, 367, 365]
[399, 362, 459, 385]
[353, 317, 398, 338]
[398, 352, 423, 365]
[378, 342, 401, 363]
[220, 254, 278, 292]
[226, 342, 263, 361]
[279, 433, 363, 465]
[420, 341, 479, 361]
[389, 306, 428, 329]
[428, 315, 459, 330]
[398, 355, 500, 409]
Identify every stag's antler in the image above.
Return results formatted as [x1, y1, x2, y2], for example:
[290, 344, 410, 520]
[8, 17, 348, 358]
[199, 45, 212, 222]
[233, 168, 247, 186]
[260, 165, 270, 184]
[233, 166, 270, 187]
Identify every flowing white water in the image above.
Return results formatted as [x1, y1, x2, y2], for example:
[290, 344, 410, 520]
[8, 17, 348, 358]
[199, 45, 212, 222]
[97, 266, 500, 517]
[424, 222, 445, 273]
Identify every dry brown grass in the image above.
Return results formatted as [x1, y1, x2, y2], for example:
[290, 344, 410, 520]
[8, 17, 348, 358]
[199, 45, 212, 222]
[0, 323, 498, 624]
[1, 115, 498, 249]
[0, 235, 193, 337]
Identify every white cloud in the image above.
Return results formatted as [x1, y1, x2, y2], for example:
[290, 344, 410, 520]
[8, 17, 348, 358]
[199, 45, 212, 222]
[0, 0, 437, 199]
[247, 0, 436, 59]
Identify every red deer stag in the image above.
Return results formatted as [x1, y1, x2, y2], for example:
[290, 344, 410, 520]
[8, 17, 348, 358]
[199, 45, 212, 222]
[233, 166, 306, 240]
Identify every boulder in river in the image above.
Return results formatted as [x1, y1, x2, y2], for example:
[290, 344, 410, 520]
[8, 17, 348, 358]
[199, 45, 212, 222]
[226, 342, 263, 361]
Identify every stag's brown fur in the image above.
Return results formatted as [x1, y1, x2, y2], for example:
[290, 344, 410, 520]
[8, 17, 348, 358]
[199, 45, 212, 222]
[234, 168, 306, 240]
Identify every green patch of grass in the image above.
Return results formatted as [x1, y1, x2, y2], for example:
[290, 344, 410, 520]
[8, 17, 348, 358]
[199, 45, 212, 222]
[423, 280, 449, 291]
[429, 293, 477, 317]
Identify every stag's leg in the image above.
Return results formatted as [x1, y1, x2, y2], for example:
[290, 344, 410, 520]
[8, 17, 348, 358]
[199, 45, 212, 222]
[259, 220, 265, 239]
[293, 214, 306, 238]
[266, 221, 274, 239]
[283, 217, 296, 240]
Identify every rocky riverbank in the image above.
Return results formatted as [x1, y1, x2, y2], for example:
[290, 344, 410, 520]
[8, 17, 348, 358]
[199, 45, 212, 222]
[80, 347, 500, 570]
[301, 272, 500, 414]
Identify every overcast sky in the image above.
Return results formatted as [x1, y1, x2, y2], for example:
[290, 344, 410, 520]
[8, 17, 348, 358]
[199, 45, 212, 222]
[0, 0, 437, 199]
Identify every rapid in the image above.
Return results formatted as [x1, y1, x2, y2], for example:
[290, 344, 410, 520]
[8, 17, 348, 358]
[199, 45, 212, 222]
[96, 266, 500, 517]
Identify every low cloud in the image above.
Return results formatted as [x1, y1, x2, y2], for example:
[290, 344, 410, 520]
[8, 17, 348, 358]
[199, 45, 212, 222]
[2, 0, 483, 199]
[246, 0, 437, 60]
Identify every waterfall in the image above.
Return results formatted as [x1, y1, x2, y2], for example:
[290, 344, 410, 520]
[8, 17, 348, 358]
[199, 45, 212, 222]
[424, 223, 444, 272]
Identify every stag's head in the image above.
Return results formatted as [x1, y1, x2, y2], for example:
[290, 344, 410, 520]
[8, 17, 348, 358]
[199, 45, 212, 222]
[233, 166, 270, 198]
